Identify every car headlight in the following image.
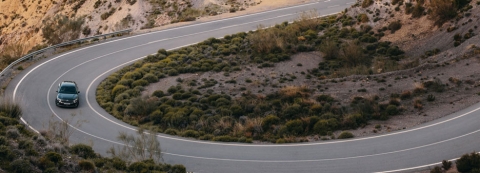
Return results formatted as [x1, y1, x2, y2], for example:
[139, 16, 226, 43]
[73, 98, 78, 103]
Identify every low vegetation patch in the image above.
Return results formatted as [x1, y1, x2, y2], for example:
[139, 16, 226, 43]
[97, 12, 410, 143]
[0, 98, 186, 172]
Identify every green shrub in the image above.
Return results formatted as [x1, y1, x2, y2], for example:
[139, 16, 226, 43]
[142, 73, 158, 83]
[117, 79, 134, 87]
[199, 134, 214, 140]
[285, 120, 304, 135]
[314, 119, 339, 135]
[456, 152, 480, 173]
[93, 158, 106, 168]
[213, 136, 238, 142]
[18, 140, 33, 149]
[0, 116, 18, 126]
[0, 137, 6, 146]
[386, 105, 398, 115]
[70, 144, 96, 159]
[132, 79, 149, 87]
[43, 167, 58, 173]
[128, 161, 148, 172]
[38, 157, 55, 170]
[171, 164, 187, 173]
[101, 8, 116, 20]
[262, 115, 280, 131]
[442, 160, 452, 170]
[112, 85, 128, 98]
[152, 90, 165, 98]
[338, 131, 354, 139]
[0, 146, 14, 161]
[123, 71, 142, 80]
[164, 128, 179, 135]
[111, 157, 127, 170]
[44, 152, 62, 165]
[316, 94, 335, 103]
[388, 21, 402, 33]
[6, 128, 20, 139]
[10, 159, 32, 173]
[430, 166, 442, 173]
[182, 130, 200, 138]
[78, 160, 95, 171]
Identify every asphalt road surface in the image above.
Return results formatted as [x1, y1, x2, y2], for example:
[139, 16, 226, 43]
[7, 0, 480, 172]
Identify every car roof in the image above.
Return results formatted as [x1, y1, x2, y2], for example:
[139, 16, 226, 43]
[60, 81, 77, 87]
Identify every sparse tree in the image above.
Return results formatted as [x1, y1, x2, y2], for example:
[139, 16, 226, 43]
[108, 128, 162, 163]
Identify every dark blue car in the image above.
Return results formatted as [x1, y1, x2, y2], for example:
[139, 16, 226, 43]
[55, 81, 80, 108]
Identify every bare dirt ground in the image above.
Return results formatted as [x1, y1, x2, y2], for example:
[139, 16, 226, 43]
[136, 0, 311, 34]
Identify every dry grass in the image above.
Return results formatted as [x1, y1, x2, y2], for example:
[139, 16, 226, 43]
[280, 85, 310, 98]
[233, 122, 246, 136]
[0, 43, 26, 69]
[245, 117, 263, 134]
[339, 41, 368, 67]
[295, 10, 322, 31]
[332, 65, 370, 78]
[413, 98, 423, 109]
[214, 116, 234, 130]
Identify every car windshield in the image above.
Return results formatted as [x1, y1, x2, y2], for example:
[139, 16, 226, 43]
[59, 86, 77, 94]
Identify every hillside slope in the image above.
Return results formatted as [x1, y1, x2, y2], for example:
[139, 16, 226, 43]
[0, 0, 306, 67]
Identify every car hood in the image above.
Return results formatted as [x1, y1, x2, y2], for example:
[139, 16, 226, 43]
[57, 93, 78, 100]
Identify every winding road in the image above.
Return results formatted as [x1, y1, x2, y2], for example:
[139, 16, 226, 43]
[6, 0, 480, 172]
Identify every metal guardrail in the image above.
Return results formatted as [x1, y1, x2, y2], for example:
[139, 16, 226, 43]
[0, 29, 133, 77]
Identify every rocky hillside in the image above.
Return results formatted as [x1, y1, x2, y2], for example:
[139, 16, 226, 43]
[0, 0, 281, 67]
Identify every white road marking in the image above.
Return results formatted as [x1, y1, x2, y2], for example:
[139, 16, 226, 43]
[163, 128, 480, 162]
[328, 5, 340, 8]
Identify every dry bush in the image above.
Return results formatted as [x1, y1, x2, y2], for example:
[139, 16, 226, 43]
[429, 0, 457, 25]
[45, 113, 87, 145]
[248, 10, 320, 54]
[362, 0, 374, 8]
[295, 10, 321, 32]
[108, 129, 162, 163]
[248, 25, 287, 54]
[357, 13, 369, 23]
[280, 86, 310, 98]
[214, 116, 234, 131]
[400, 90, 412, 100]
[42, 15, 84, 45]
[245, 117, 263, 135]
[232, 122, 245, 136]
[319, 40, 338, 60]
[413, 82, 426, 95]
[339, 41, 368, 67]
[0, 43, 25, 66]
[413, 98, 423, 109]
[0, 97, 22, 119]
